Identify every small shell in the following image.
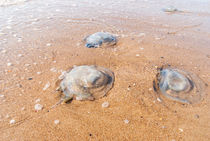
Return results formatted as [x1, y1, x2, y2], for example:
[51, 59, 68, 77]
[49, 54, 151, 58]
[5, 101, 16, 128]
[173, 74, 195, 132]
[54, 120, 60, 125]
[84, 32, 117, 48]
[34, 104, 43, 111]
[10, 119, 16, 124]
[102, 101, 109, 108]
[59, 65, 114, 102]
[154, 67, 206, 104]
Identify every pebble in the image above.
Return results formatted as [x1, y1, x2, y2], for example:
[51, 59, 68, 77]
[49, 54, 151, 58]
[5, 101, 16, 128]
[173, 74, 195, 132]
[18, 54, 23, 57]
[136, 54, 140, 57]
[102, 102, 109, 108]
[10, 119, 16, 124]
[54, 120, 60, 125]
[21, 107, 25, 111]
[7, 62, 13, 66]
[16, 84, 22, 88]
[34, 104, 43, 111]
[24, 64, 30, 67]
[28, 77, 33, 80]
[76, 96, 83, 101]
[17, 38, 22, 42]
[138, 33, 145, 37]
[35, 98, 41, 103]
[0, 94, 4, 98]
[50, 67, 57, 72]
[157, 98, 162, 102]
[5, 114, 10, 119]
[194, 114, 199, 119]
[43, 82, 50, 91]
[46, 43, 51, 47]
[179, 128, 183, 132]
[124, 119, 130, 124]
[1, 50, 7, 53]
[37, 72, 41, 75]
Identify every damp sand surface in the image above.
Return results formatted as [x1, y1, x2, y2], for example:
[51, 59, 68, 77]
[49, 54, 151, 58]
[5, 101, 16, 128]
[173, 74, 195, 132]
[0, 0, 210, 140]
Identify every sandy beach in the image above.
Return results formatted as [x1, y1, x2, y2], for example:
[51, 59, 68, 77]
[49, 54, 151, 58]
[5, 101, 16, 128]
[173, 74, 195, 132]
[0, 0, 210, 140]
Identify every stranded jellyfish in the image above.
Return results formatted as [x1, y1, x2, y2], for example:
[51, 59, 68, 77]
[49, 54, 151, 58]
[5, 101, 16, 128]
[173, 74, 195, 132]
[84, 32, 117, 48]
[154, 67, 206, 104]
[162, 6, 178, 13]
[57, 65, 114, 103]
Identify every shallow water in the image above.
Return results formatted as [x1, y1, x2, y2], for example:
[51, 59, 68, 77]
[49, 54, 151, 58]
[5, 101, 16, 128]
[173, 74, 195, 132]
[0, 0, 210, 140]
[0, 0, 29, 6]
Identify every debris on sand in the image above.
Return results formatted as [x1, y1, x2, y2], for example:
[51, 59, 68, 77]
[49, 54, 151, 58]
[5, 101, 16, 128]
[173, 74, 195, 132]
[46, 43, 52, 47]
[34, 104, 43, 111]
[102, 101, 109, 108]
[54, 120, 60, 125]
[0, 94, 5, 98]
[1, 49, 7, 53]
[157, 98, 162, 102]
[7, 62, 13, 66]
[18, 54, 23, 57]
[10, 119, 16, 124]
[124, 119, 130, 124]
[179, 128, 183, 132]
[37, 72, 41, 75]
[50, 67, 57, 72]
[43, 82, 50, 91]
[35, 98, 41, 103]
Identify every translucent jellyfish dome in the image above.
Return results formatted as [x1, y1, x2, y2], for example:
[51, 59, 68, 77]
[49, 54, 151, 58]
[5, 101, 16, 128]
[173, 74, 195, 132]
[84, 32, 117, 48]
[154, 68, 206, 104]
[58, 65, 115, 102]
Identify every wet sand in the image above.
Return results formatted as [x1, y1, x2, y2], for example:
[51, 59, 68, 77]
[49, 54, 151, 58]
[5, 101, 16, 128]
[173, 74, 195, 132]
[0, 0, 210, 140]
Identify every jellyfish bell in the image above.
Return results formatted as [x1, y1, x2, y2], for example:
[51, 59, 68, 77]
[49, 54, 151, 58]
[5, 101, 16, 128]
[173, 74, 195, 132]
[58, 65, 114, 103]
[155, 67, 206, 104]
[84, 32, 117, 48]
[160, 69, 191, 92]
